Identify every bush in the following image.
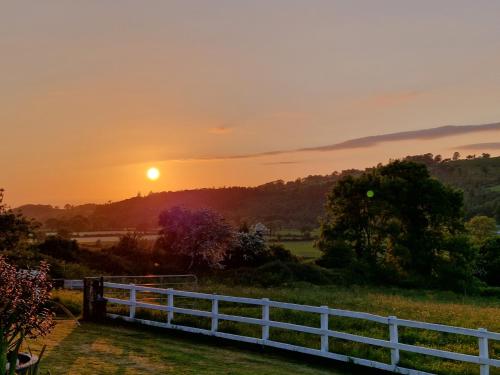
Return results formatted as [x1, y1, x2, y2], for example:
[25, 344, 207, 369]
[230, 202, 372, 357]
[316, 239, 355, 268]
[226, 261, 338, 287]
[38, 235, 79, 261]
[269, 244, 296, 262]
[224, 232, 268, 268]
[0, 257, 54, 373]
[479, 286, 500, 298]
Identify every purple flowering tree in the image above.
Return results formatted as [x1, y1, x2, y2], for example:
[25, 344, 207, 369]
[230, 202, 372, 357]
[155, 207, 236, 271]
[0, 256, 54, 374]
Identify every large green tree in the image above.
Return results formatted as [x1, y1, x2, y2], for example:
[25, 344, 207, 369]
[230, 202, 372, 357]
[317, 161, 470, 288]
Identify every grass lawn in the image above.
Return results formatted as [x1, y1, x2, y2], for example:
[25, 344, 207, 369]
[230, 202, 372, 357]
[28, 321, 350, 375]
[279, 240, 321, 259]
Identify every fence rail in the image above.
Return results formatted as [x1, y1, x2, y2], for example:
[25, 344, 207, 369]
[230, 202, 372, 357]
[102, 282, 499, 375]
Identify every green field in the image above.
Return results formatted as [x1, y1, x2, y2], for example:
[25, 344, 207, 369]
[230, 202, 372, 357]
[279, 240, 320, 259]
[29, 321, 349, 375]
[488, 185, 500, 193]
[50, 285, 500, 375]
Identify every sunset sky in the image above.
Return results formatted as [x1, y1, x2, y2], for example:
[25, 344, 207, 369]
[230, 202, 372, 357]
[2, 1, 500, 207]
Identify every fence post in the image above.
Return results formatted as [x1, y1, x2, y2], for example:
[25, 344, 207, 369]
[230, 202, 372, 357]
[129, 283, 136, 319]
[388, 316, 400, 367]
[478, 328, 489, 375]
[320, 306, 329, 352]
[262, 298, 270, 342]
[211, 294, 219, 333]
[82, 278, 91, 321]
[167, 288, 174, 325]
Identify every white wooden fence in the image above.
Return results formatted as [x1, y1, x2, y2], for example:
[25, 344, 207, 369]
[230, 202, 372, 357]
[63, 279, 84, 289]
[102, 282, 500, 375]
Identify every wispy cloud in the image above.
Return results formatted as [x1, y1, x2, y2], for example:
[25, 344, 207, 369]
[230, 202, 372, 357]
[261, 161, 302, 165]
[208, 126, 233, 135]
[173, 122, 500, 162]
[300, 122, 500, 152]
[359, 90, 422, 108]
[456, 142, 500, 150]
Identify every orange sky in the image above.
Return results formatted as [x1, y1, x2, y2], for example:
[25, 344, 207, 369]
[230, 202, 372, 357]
[1, 1, 500, 206]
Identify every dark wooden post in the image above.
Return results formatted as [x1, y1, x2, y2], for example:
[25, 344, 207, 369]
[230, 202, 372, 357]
[91, 279, 100, 301]
[99, 276, 104, 298]
[91, 277, 108, 322]
[82, 278, 91, 321]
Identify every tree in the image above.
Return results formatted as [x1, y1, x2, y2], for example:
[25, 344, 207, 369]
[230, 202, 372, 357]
[238, 222, 250, 233]
[154, 207, 235, 271]
[44, 218, 62, 231]
[224, 232, 268, 268]
[38, 235, 79, 262]
[0, 189, 38, 254]
[434, 234, 479, 292]
[67, 215, 90, 232]
[478, 237, 500, 286]
[251, 223, 269, 237]
[317, 160, 466, 287]
[465, 215, 497, 247]
[106, 232, 152, 274]
[452, 152, 461, 161]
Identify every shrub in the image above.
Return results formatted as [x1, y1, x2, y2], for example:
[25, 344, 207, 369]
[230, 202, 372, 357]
[0, 256, 54, 374]
[227, 261, 337, 287]
[268, 244, 296, 262]
[224, 232, 268, 268]
[38, 235, 79, 262]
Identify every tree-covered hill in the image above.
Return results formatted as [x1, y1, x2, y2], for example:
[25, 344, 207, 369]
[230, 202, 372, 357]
[428, 156, 500, 219]
[15, 155, 500, 231]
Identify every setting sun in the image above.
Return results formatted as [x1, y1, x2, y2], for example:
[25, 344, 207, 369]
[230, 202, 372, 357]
[146, 167, 160, 181]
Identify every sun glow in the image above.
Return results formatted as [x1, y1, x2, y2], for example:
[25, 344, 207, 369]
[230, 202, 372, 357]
[147, 167, 160, 181]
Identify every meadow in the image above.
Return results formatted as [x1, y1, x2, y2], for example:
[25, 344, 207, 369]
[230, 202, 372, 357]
[279, 240, 320, 259]
[50, 284, 500, 375]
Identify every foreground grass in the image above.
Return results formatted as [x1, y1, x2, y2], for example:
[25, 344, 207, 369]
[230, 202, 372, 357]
[28, 321, 350, 375]
[52, 284, 500, 375]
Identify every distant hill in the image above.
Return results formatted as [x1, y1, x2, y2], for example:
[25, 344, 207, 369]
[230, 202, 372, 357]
[17, 204, 97, 223]
[427, 156, 500, 219]
[16, 155, 500, 231]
